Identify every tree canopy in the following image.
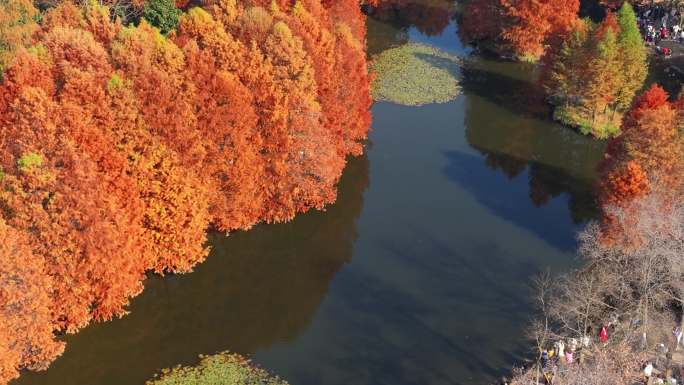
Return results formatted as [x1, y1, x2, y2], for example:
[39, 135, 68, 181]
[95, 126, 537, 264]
[543, 3, 648, 138]
[0, 0, 373, 382]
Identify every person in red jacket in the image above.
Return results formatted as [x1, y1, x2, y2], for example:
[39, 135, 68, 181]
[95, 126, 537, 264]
[599, 325, 609, 343]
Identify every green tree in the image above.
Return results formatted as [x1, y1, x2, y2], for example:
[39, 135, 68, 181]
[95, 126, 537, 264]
[584, 21, 621, 134]
[545, 20, 589, 105]
[614, 2, 647, 112]
[0, 0, 39, 77]
[142, 0, 180, 35]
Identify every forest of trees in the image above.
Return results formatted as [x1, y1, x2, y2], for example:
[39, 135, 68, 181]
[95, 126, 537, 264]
[0, 0, 372, 382]
[460, 0, 648, 138]
[511, 83, 684, 384]
[544, 3, 647, 138]
[458, 1, 684, 383]
[1, 0, 681, 383]
[492, 3, 684, 383]
[459, 0, 580, 61]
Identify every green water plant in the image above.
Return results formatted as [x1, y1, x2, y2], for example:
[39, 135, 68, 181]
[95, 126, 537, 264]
[146, 352, 290, 385]
[370, 43, 461, 106]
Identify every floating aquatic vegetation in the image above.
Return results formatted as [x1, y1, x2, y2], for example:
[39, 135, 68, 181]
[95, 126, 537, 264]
[371, 43, 461, 106]
[146, 352, 289, 385]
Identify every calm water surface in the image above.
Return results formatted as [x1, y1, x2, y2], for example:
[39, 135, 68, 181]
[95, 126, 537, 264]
[15, 2, 606, 384]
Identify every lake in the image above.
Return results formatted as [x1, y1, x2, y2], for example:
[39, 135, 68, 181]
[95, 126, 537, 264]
[14, 1, 606, 384]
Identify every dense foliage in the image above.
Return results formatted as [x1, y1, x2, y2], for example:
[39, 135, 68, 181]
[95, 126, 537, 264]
[598, 84, 684, 246]
[147, 352, 289, 385]
[142, 0, 181, 34]
[364, 0, 455, 37]
[543, 3, 647, 138]
[459, 0, 580, 60]
[510, 83, 684, 385]
[0, 0, 372, 382]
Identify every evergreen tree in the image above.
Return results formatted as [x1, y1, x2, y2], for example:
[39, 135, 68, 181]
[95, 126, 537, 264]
[545, 20, 588, 104]
[584, 18, 621, 134]
[142, 0, 180, 34]
[615, 2, 647, 112]
[544, 11, 643, 138]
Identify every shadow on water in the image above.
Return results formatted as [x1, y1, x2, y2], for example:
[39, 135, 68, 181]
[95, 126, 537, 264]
[442, 150, 597, 252]
[457, 56, 605, 235]
[13, 155, 370, 385]
[414, 51, 461, 73]
[290, 230, 544, 384]
[366, 0, 456, 37]
[460, 60, 551, 120]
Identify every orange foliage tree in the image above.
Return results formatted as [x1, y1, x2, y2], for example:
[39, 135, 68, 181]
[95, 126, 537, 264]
[365, 0, 454, 37]
[0, 0, 373, 381]
[598, 85, 684, 244]
[0, 219, 64, 384]
[0, 0, 38, 73]
[460, 0, 580, 60]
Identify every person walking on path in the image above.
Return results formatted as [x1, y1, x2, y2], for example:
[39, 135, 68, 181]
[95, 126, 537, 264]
[644, 362, 654, 381]
[661, 26, 669, 40]
[555, 340, 565, 359]
[599, 325, 609, 343]
[673, 326, 682, 350]
[564, 350, 574, 364]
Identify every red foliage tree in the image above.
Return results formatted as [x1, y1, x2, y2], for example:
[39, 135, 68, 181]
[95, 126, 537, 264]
[0, 219, 64, 384]
[460, 0, 580, 59]
[599, 85, 684, 245]
[0, 1, 373, 381]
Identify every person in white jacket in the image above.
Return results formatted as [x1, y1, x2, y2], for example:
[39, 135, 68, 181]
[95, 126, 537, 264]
[554, 340, 565, 360]
[644, 362, 654, 378]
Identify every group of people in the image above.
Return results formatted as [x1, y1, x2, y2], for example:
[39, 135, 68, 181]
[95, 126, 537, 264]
[637, 3, 683, 57]
[640, 326, 684, 385]
[534, 325, 610, 384]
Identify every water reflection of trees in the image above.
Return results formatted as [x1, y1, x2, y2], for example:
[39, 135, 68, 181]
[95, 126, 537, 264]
[475, 149, 596, 224]
[459, 58, 605, 229]
[14, 155, 370, 385]
[366, 0, 456, 36]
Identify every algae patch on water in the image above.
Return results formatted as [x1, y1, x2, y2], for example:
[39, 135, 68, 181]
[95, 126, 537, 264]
[371, 43, 462, 106]
[146, 352, 289, 385]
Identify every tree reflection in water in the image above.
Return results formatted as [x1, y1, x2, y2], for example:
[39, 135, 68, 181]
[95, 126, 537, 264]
[365, 0, 456, 56]
[366, 0, 456, 37]
[442, 57, 607, 250]
[14, 155, 370, 385]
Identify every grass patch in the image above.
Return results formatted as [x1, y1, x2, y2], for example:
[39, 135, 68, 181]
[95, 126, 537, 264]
[146, 352, 290, 385]
[553, 105, 621, 139]
[370, 43, 461, 106]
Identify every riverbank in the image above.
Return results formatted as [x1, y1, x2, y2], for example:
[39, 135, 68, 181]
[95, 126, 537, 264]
[11, 1, 609, 383]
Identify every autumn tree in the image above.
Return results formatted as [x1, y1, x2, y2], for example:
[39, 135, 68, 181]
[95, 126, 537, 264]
[460, 0, 579, 60]
[0, 1, 373, 382]
[544, 7, 648, 138]
[602, 85, 682, 194]
[502, 0, 580, 60]
[0, 220, 64, 384]
[175, 6, 267, 230]
[582, 14, 621, 134]
[0, 0, 38, 75]
[598, 85, 684, 245]
[543, 20, 588, 104]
